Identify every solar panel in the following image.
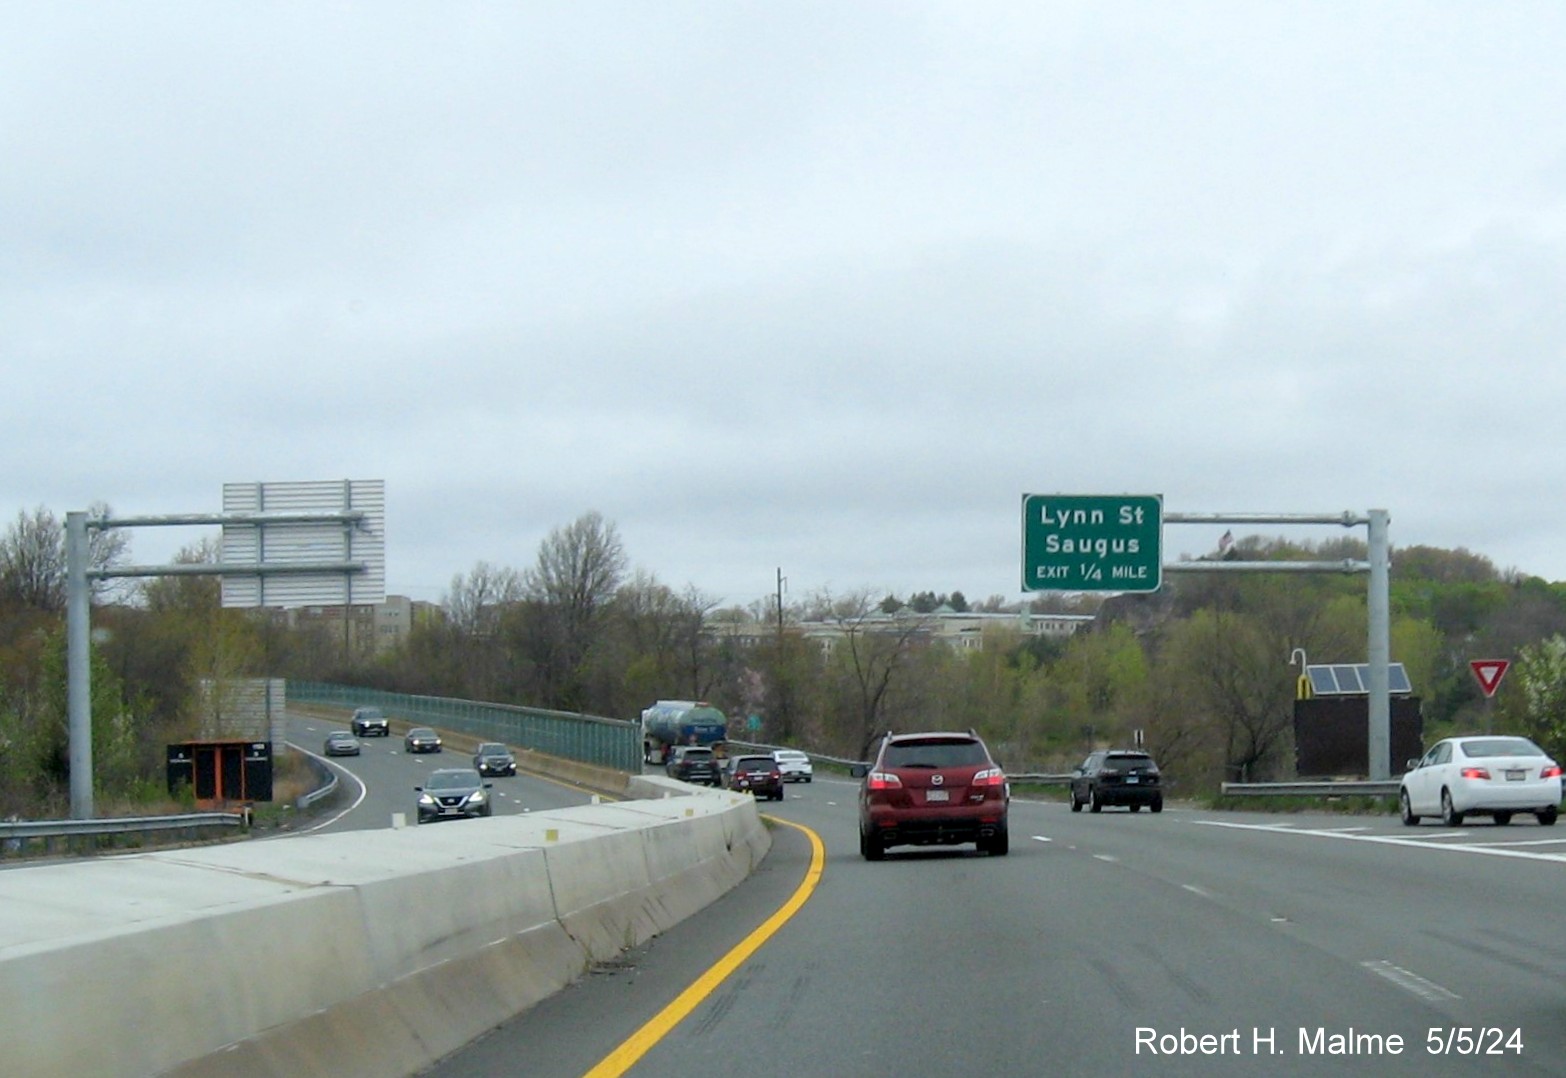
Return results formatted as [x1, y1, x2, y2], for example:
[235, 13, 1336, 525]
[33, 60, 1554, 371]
[1304, 663, 1412, 696]
[1306, 667, 1338, 694]
[1332, 664, 1364, 692]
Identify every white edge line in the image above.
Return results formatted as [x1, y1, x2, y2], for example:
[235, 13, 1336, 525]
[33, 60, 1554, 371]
[287, 743, 369, 833]
[1362, 960, 1462, 1003]
[1193, 819, 1566, 864]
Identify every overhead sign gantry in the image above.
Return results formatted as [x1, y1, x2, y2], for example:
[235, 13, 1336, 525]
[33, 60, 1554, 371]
[1020, 496, 1394, 781]
[65, 479, 385, 819]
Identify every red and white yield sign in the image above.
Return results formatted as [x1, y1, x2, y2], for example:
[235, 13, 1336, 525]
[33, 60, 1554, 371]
[1470, 659, 1511, 698]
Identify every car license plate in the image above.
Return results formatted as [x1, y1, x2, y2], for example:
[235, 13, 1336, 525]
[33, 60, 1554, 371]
[926, 789, 949, 802]
[1125, 776, 1139, 784]
[1507, 769, 1526, 781]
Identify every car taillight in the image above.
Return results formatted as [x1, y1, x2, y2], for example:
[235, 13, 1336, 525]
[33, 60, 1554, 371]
[770, 769, 781, 780]
[1543, 764, 1563, 779]
[972, 767, 1006, 787]
[1460, 767, 1490, 780]
[867, 771, 902, 790]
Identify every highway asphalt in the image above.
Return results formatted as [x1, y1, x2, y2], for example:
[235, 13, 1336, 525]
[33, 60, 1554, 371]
[421, 774, 1566, 1077]
[277, 727, 1566, 1078]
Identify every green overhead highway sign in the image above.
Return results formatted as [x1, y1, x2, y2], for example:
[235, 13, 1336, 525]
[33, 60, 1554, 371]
[1022, 494, 1163, 593]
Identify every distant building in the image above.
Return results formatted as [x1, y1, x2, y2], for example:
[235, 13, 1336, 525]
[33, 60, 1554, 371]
[709, 605, 1092, 655]
[281, 594, 441, 654]
[923, 608, 1095, 650]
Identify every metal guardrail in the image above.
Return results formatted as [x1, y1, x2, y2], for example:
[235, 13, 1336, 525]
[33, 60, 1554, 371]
[721, 740, 1074, 786]
[1007, 773, 1074, 785]
[0, 812, 247, 859]
[721, 740, 858, 768]
[296, 752, 339, 810]
[1222, 781, 1401, 797]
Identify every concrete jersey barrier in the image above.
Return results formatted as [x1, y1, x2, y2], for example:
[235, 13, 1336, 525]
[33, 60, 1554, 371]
[0, 777, 770, 1078]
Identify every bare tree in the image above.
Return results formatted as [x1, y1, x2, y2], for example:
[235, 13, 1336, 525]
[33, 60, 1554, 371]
[0, 507, 66, 611]
[524, 512, 627, 709]
[444, 562, 525, 637]
[85, 502, 132, 601]
[817, 589, 935, 758]
[1160, 608, 1294, 783]
[674, 585, 721, 701]
[440, 562, 526, 700]
[0, 502, 129, 612]
[142, 537, 221, 614]
[526, 512, 626, 616]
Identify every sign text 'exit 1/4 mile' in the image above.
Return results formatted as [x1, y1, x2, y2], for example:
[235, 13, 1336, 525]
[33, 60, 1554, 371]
[1021, 494, 1163, 593]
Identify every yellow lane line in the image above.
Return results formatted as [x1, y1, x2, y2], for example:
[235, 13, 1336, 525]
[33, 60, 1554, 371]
[580, 816, 827, 1078]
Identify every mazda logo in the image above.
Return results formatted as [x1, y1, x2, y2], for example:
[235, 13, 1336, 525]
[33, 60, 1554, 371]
[931, 774, 943, 786]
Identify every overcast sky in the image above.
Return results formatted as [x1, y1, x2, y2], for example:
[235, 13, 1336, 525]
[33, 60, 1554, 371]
[6, 3, 1566, 609]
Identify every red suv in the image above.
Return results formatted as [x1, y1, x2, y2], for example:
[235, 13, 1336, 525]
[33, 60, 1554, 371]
[725, 754, 784, 801]
[853, 731, 1009, 859]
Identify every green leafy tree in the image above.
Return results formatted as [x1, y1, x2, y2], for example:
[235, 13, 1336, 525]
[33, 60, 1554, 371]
[752, 627, 823, 746]
[1511, 635, 1566, 761]
[1050, 623, 1150, 751]
[25, 630, 140, 810]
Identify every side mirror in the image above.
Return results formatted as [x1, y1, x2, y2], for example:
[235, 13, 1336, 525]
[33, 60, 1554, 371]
[1405, 758, 1420, 772]
[414, 786, 423, 792]
[483, 782, 493, 789]
[849, 763, 869, 779]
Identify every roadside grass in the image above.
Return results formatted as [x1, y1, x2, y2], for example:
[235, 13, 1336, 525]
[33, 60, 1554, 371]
[1200, 793, 1397, 815]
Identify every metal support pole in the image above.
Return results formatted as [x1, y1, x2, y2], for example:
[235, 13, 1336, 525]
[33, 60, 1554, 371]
[1367, 509, 1391, 780]
[65, 511, 94, 819]
[1164, 507, 1392, 781]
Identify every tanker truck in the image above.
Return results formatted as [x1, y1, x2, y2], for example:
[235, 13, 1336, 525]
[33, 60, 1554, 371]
[641, 700, 728, 764]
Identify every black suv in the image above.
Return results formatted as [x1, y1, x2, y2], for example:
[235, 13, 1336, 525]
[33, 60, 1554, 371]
[351, 706, 389, 737]
[1069, 750, 1163, 813]
[473, 742, 517, 776]
[666, 746, 722, 786]
[852, 731, 1010, 859]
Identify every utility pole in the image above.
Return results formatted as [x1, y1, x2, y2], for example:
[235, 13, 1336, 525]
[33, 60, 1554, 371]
[775, 567, 786, 638]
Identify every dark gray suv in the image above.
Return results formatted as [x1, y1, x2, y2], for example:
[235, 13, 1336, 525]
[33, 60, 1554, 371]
[351, 706, 389, 737]
[473, 742, 517, 776]
[666, 746, 722, 786]
[1069, 750, 1163, 813]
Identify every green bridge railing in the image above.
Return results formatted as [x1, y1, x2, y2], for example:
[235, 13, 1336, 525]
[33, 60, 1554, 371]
[287, 681, 641, 774]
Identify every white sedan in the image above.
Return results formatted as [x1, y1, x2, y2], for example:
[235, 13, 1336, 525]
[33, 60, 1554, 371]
[1399, 735, 1562, 827]
[773, 749, 814, 783]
